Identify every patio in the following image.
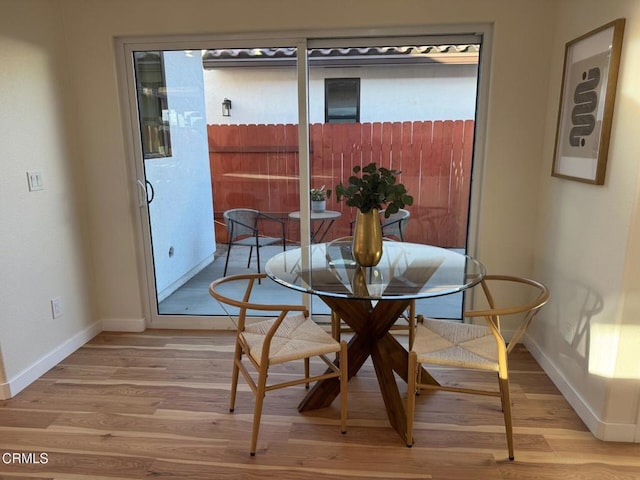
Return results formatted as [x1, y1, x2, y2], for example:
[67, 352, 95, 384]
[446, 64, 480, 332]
[158, 243, 465, 321]
[152, 120, 474, 323]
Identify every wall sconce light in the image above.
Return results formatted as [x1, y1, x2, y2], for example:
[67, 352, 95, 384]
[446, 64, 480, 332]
[222, 98, 232, 117]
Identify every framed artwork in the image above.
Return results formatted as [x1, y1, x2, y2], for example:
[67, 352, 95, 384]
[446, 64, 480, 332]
[552, 18, 625, 184]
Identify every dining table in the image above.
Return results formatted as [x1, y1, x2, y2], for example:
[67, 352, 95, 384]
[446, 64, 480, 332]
[265, 238, 485, 442]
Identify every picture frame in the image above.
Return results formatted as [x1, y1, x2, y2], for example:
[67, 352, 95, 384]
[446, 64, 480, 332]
[552, 18, 625, 185]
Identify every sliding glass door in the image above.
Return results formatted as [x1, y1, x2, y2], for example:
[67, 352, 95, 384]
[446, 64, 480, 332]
[119, 30, 484, 327]
[306, 37, 480, 317]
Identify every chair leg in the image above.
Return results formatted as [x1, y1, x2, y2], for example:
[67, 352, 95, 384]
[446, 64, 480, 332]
[250, 366, 268, 456]
[223, 243, 232, 277]
[256, 245, 261, 272]
[408, 300, 416, 349]
[304, 358, 310, 389]
[281, 224, 286, 251]
[248, 246, 254, 269]
[252, 242, 262, 285]
[254, 244, 263, 283]
[339, 340, 348, 434]
[229, 343, 242, 412]
[406, 351, 417, 447]
[499, 376, 515, 461]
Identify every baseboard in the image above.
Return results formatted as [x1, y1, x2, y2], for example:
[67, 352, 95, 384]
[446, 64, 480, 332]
[0, 320, 103, 400]
[0, 382, 11, 400]
[524, 333, 638, 443]
[102, 317, 147, 332]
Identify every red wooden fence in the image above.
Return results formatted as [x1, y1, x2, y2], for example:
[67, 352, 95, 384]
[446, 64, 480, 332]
[208, 120, 473, 248]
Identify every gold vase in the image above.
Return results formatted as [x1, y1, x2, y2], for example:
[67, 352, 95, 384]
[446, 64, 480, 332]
[352, 208, 383, 267]
[351, 266, 370, 297]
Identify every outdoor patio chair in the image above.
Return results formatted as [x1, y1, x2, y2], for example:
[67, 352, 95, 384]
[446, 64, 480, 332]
[406, 275, 550, 460]
[223, 208, 286, 277]
[209, 273, 348, 455]
[381, 208, 411, 241]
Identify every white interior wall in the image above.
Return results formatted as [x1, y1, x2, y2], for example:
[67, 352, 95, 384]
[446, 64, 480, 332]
[529, 0, 640, 441]
[0, 0, 97, 396]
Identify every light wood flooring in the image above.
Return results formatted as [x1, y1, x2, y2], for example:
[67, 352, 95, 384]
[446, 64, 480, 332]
[1, 330, 639, 479]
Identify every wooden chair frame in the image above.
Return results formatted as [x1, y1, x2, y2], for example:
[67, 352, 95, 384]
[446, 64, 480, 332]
[209, 272, 348, 455]
[406, 275, 550, 460]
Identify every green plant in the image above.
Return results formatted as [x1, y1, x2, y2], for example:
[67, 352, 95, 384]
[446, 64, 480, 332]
[310, 185, 328, 201]
[334, 162, 413, 217]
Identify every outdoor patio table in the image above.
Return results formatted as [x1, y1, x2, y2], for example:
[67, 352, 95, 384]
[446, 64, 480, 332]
[288, 210, 342, 243]
[265, 239, 485, 443]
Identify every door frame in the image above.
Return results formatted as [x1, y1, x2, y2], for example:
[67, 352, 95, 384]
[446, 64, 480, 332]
[114, 24, 493, 329]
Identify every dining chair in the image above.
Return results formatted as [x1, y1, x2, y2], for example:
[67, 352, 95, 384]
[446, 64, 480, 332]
[209, 272, 348, 456]
[223, 208, 286, 277]
[406, 275, 550, 460]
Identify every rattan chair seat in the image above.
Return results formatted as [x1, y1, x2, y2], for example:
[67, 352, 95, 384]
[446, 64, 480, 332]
[413, 318, 499, 371]
[244, 312, 342, 365]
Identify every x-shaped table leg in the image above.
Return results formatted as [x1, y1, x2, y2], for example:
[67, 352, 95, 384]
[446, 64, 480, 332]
[298, 295, 438, 442]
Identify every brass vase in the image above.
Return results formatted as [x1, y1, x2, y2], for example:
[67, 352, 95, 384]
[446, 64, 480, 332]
[351, 266, 370, 297]
[352, 208, 383, 267]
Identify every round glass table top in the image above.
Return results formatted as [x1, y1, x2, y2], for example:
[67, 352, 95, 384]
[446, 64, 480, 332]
[265, 239, 485, 300]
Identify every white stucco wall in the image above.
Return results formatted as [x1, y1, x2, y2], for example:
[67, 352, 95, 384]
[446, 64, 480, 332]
[204, 63, 478, 124]
[144, 51, 215, 301]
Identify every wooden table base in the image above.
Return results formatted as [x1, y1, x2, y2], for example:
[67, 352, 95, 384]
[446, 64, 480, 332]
[298, 295, 438, 443]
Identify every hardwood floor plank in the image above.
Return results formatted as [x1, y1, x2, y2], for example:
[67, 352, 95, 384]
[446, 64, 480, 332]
[1, 330, 638, 480]
[0, 411, 60, 430]
[145, 458, 435, 480]
[0, 451, 152, 479]
[498, 461, 640, 480]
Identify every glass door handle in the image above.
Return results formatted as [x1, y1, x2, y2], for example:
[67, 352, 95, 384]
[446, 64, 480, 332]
[137, 179, 155, 205]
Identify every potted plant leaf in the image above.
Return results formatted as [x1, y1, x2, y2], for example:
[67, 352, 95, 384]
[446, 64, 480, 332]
[334, 162, 413, 266]
[310, 185, 328, 212]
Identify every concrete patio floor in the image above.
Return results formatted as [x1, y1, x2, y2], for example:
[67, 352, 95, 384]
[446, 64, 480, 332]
[158, 244, 464, 320]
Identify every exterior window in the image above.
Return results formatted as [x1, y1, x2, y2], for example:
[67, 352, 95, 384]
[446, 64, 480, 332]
[325, 78, 360, 123]
[134, 52, 172, 158]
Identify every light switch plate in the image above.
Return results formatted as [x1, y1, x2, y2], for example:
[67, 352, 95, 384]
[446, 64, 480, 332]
[51, 297, 62, 319]
[27, 171, 43, 191]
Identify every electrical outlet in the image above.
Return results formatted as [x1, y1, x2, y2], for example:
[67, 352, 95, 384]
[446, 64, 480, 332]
[51, 297, 63, 319]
